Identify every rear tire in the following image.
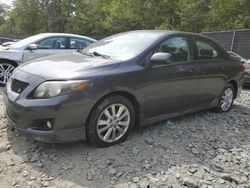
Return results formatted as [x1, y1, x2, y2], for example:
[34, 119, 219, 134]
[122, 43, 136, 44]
[87, 95, 135, 147]
[214, 83, 235, 112]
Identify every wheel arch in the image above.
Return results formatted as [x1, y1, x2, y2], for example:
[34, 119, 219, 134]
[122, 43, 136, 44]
[228, 80, 238, 99]
[85, 90, 141, 139]
[0, 59, 18, 67]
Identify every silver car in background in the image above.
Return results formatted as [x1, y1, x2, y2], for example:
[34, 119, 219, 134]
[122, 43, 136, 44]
[243, 59, 250, 86]
[0, 33, 96, 85]
[227, 51, 246, 63]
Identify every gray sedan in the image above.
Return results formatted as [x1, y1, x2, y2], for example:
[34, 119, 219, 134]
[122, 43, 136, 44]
[0, 33, 96, 85]
[3, 30, 244, 147]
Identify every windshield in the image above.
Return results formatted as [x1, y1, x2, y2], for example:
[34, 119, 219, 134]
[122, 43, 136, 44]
[82, 32, 163, 60]
[10, 34, 44, 48]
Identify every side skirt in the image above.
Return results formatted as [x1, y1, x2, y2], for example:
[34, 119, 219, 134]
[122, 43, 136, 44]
[139, 98, 219, 127]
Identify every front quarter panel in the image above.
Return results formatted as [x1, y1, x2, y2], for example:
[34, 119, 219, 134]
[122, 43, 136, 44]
[0, 50, 23, 64]
[82, 60, 147, 116]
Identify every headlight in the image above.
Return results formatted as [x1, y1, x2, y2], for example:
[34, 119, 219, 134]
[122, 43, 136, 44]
[31, 80, 89, 99]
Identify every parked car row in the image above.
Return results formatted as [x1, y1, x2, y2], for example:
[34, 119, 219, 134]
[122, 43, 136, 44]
[3, 30, 245, 146]
[0, 33, 96, 85]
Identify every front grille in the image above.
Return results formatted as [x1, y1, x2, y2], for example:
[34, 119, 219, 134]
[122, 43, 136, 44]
[10, 79, 29, 94]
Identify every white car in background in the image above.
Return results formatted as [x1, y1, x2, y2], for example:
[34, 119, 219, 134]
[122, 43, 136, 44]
[0, 33, 96, 85]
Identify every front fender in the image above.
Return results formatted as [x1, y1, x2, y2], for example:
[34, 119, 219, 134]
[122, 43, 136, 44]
[0, 50, 23, 64]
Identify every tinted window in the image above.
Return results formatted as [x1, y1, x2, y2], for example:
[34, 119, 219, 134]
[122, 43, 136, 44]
[37, 37, 66, 49]
[157, 37, 191, 62]
[70, 38, 91, 49]
[196, 38, 222, 60]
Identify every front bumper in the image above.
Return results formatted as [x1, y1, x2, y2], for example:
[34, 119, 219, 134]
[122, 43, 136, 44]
[3, 92, 95, 143]
[4, 106, 85, 143]
[3, 70, 96, 143]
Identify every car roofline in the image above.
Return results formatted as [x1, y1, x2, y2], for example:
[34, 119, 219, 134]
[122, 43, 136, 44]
[32, 33, 97, 42]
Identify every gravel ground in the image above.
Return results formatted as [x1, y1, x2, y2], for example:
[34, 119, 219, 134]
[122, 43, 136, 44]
[0, 88, 250, 188]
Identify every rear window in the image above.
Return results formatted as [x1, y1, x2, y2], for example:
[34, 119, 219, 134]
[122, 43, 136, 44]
[195, 38, 223, 60]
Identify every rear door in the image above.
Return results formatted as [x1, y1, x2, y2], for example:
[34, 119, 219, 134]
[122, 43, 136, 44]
[145, 35, 200, 118]
[193, 36, 228, 104]
[23, 36, 68, 62]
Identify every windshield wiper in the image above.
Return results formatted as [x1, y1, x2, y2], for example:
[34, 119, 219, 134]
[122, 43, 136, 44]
[93, 51, 110, 59]
[77, 49, 93, 57]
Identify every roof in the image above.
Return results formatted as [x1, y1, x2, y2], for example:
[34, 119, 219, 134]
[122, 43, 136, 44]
[35, 33, 97, 41]
[125, 30, 211, 38]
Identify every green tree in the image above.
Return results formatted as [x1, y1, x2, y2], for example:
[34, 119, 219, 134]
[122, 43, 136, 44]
[205, 0, 250, 31]
[103, 0, 179, 34]
[176, 0, 211, 32]
[65, 0, 110, 36]
[39, 0, 77, 32]
[8, 0, 46, 35]
[0, 0, 250, 36]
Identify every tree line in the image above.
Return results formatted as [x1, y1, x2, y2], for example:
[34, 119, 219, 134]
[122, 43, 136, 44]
[0, 0, 249, 37]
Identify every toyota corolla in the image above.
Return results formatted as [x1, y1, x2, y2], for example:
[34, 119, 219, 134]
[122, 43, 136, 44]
[3, 30, 244, 147]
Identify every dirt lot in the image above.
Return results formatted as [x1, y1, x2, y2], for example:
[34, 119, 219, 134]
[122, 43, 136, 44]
[0, 88, 250, 188]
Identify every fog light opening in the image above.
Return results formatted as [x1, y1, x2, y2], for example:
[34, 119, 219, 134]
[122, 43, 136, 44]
[47, 121, 53, 130]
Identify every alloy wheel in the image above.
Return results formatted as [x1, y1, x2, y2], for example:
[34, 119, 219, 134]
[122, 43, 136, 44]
[0, 63, 15, 85]
[220, 88, 234, 111]
[97, 103, 130, 143]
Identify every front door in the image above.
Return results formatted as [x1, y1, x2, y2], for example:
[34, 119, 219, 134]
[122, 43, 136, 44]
[145, 36, 200, 118]
[23, 36, 69, 62]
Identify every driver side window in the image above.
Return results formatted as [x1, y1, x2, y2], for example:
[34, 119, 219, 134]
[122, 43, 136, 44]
[157, 37, 191, 62]
[37, 37, 66, 49]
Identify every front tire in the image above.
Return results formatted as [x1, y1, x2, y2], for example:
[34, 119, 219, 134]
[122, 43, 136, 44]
[87, 96, 135, 147]
[0, 61, 17, 87]
[214, 83, 235, 112]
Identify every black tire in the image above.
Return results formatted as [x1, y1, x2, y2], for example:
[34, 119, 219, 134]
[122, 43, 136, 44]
[87, 95, 136, 147]
[0, 61, 17, 87]
[214, 83, 235, 113]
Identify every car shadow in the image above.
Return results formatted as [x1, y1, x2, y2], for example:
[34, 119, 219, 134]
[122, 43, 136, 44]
[5, 102, 250, 187]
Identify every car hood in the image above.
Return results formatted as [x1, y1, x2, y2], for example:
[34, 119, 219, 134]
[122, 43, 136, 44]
[18, 52, 121, 80]
[0, 45, 9, 50]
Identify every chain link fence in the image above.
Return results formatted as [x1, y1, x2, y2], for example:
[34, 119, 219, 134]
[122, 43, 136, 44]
[203, 29, 250, 59]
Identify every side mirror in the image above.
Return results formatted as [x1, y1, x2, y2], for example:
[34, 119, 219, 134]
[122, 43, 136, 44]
[28, 44, 38, 50]
[150, 52, 172, 64]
